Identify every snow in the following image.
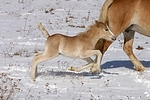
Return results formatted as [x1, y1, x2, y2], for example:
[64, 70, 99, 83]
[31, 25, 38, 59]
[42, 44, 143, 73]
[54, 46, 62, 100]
[0, 0, 150, 100]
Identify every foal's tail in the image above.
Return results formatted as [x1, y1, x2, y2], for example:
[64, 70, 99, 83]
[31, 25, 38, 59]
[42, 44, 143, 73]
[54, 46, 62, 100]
[98, 0, 114, 23]
[36, 23, 50, 39]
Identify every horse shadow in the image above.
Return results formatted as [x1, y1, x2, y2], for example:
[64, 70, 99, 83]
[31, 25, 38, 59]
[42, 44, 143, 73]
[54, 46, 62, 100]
[45, 70, 104, 79]
[38, 60, 150, 79]
[101, 60, 150, 70]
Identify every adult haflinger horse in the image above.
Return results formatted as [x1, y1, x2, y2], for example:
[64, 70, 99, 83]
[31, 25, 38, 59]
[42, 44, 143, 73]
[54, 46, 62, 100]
[96, 0, 150, 71]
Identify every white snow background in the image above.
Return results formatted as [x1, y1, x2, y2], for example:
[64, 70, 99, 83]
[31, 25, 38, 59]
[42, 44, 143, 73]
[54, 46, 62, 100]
[0, 0, 150, 100]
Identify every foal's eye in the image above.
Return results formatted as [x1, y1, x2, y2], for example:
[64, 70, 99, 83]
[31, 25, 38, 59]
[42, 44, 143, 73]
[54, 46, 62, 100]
[105, 28, 109, 31]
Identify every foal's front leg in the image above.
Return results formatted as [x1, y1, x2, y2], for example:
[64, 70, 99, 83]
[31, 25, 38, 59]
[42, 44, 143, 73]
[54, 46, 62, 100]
[68, 63, 94, 72]
[68, 50, 102, 72]
[89, 50, 102, 73]
[68, 57, 94, 72]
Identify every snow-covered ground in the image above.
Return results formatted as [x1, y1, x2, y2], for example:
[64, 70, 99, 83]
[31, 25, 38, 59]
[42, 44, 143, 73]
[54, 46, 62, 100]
[0, 0, 150, 100]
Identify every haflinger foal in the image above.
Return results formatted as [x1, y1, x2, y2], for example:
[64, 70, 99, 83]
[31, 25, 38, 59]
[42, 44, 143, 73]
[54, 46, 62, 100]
[31, 21, 116, 80]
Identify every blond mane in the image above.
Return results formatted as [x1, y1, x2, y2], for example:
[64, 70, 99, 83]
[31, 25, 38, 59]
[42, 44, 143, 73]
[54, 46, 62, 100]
[77, 23, 97, 36]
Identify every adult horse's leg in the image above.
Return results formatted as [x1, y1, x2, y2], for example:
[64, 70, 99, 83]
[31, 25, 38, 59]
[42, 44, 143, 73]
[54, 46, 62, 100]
[123, 30, 145, 71]
[95, 39, 112, 69]
[95, 39, 112, 54]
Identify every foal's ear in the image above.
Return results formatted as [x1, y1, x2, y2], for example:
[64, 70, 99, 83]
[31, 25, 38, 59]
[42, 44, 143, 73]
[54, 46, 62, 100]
[95, 20, 103, 27]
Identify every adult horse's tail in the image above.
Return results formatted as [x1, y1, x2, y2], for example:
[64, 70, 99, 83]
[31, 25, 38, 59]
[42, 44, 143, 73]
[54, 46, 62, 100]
[99, 0, 114, 23]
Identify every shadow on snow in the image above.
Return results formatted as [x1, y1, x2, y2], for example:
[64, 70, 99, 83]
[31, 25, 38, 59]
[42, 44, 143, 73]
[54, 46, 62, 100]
[101, 60, 150, 70]
[38, 60, 150, 79]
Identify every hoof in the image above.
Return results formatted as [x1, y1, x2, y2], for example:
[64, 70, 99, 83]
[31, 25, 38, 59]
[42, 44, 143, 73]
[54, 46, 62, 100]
[68, 66, 76, 71]
[89, 64, 101, 73]
[31, 76, 36, 81]
[91, 70, 101, 75]
[31, 72, 36, 81]
[135, 65, 145, 72]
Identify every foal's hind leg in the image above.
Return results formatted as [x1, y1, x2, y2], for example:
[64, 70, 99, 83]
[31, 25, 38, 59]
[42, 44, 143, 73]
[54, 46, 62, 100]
[123, 31, 145, 71]
[34, 52, 43, 56]
[31, 49, 58, 80]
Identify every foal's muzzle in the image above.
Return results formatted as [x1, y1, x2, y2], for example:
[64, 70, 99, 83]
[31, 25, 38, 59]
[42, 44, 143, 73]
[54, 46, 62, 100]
[111, 36, 116, 41]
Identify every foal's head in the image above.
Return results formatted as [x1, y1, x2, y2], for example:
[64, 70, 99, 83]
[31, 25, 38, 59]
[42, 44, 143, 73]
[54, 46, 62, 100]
[95, 20, 116, 41]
